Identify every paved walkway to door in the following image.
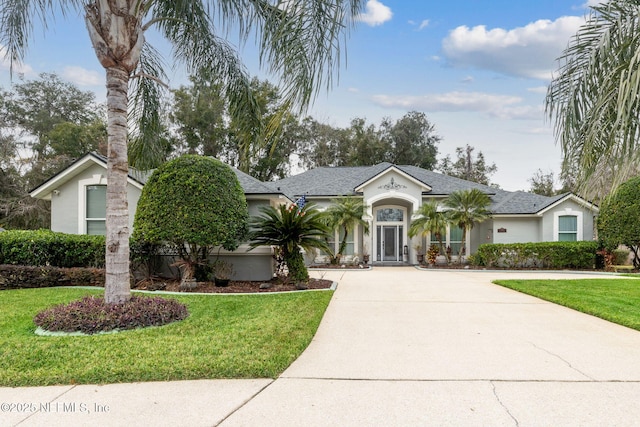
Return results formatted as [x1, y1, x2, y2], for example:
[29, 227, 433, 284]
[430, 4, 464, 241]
[222, 267, 640, 426]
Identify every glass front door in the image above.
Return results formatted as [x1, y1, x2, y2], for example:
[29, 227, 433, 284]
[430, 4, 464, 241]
[383, 226, 396, 261]
[377, 225, 403, 262]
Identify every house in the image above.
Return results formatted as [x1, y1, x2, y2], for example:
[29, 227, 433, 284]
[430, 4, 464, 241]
[29, 153, 286, 281]
[30, 153, 598, 276]
[272, 162, 598, 264]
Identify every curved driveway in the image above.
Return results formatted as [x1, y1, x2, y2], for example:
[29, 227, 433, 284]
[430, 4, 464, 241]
[223, 268, 640, 426]
[4, 268, 640, 426]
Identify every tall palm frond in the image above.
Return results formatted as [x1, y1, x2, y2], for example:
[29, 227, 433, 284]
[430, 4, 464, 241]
[546, 0, 640, 201]
[324, 197, 369, 263]
[1, 0, 364, 302]
[443, 189, 492, 261]
[409, 200, 450, 260]
[248, 203, 331, 280]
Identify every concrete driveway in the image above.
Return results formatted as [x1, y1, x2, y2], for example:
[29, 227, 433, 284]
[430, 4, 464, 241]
[221, 268, 640, 426]
[3, 268, 640, 426]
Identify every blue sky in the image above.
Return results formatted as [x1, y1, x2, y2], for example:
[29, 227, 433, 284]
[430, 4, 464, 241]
[0, 0, 603, 190]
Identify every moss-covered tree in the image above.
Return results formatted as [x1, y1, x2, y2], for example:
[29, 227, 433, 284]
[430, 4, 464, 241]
[597, 176, 640, 268]
[133, 155, 248, 284]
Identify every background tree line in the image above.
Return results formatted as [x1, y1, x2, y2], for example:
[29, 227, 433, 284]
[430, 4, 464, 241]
[1, 72, 516, 230]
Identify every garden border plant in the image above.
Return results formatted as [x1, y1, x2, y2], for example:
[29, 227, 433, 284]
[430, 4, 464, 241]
[472, 241, 599, 269]
[34, 295, 189, 334]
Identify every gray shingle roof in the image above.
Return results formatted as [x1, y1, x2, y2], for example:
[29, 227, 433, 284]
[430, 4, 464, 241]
[83, 155, 576, 215]
[269, 162, 567, 215]
[94, 153, 281, 196]
[231, 168, 283, 195]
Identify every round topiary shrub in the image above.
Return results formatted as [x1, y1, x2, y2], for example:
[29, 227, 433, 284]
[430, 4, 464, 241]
[598, 176, 640, 268]
[34, 295, 189, 334]
[132, 155, 249, 283]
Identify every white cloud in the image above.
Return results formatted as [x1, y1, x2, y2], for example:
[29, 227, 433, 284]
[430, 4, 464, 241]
[418, 19, 430, 30]
[62, 66, 102, 86]
[441, 16, 584, 80]
[461, 76, 474, 84]
[582, 0, 605, 7]
[347, 87, 359, 93]
[527, 86, 548, 94]
[371, 91, 542, 120]
[357, 0, 392, 27]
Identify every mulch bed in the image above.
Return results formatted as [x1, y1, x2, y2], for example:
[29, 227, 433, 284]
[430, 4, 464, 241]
[134, 277, 333, 293]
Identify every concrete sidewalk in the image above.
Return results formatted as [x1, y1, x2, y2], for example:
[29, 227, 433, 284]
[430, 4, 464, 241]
[3, 268, 640, 426]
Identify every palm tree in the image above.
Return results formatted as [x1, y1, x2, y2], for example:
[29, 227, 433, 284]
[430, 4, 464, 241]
[546, 0, 640, 201]
[409, 200, 450, 263]
[324, 197, 369, 264]
[248, 203, 331, 283]
[443, 189, 492, 262]
[1, 0, 364, 303]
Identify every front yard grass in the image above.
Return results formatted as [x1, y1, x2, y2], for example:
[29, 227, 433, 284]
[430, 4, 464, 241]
[0, 287, 333, 387]
[493, 278, 640, 331]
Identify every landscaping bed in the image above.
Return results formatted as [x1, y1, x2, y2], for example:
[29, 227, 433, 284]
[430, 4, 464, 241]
[134, 277, 333, 293]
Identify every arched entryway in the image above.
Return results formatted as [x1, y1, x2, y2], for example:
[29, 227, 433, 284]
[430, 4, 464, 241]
[373, 205, 408, 263]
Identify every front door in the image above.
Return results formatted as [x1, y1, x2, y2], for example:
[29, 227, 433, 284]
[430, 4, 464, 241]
[377, 225, 403, 262]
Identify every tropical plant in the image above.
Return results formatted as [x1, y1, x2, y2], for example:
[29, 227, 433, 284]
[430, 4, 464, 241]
[443, 189, 492, 262]
[546, 0, 640, 201]
[324, 197, 369, 264]
[597, 175, 640, 268]
[408, 200, 450, 263]
[1, 0, 364, 303]
[248, 203, 331, 283]
[132, 155, 248, 286]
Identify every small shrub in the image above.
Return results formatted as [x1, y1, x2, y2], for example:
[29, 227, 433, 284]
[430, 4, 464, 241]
[613, 249, 630, 265]
[427, 244, 440, 264]
[34, 295, 189, 334]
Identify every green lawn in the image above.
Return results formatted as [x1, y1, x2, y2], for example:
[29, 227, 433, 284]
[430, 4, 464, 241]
[493, 278, 640, 331]
[0, 287, 333, 387]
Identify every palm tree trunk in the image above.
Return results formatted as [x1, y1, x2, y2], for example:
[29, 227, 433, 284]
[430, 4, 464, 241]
[458, 227, 467, 264]
[104, 66, 131, 304]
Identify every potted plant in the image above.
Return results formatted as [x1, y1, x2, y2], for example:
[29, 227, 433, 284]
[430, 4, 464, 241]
[414, 244, 424, 264]
[212, 259, 234, 287]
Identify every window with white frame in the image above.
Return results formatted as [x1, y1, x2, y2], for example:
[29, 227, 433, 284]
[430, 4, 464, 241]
[85, 185, 106, 235]
[558, 215, 578, 241]
[327, 228, 355, 256]
[338, 228, 355, 256]
[553, 209, 583, 242]
[449, 225, 463, 255]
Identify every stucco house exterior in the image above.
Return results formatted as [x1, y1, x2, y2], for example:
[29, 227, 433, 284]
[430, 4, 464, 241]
[30, 153, 599, 277]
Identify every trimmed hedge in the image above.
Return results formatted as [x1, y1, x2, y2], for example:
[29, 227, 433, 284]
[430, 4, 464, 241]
[0, 265, 105, 290]
[0, 230, 105, 268]
[472, 241, 599, 269]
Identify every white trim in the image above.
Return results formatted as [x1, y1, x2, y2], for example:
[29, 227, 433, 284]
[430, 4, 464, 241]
[78, 174, 106, 234]
[30, 153, 144, 200]
[553, 208, 583, 241]
[355, 166, 431, 193]
[373, 205, 408, 262]
[538, 194, 599, 215]
[368, 192, 420, 214]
